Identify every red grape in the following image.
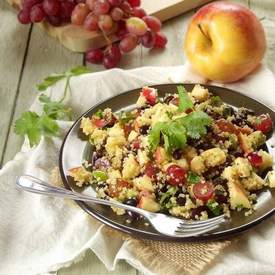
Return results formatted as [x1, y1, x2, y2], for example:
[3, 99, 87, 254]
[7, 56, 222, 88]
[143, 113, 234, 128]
[143, 16, 161, 32]
[94, 0, 110, 15]
[128, 0, 140, 7]
[47, 15, 62, 26]
[119, 33, 138, 52]
[115, 20, 128, 39]
[86, 48, 104, 63]
[108, 0, 122, 6]
[193, 182, 214, 202]
[86, 0, 95, 10]
[18, 10, 31, 24]
[30, 4, 45, 22]
[110, 7, 123, 21]
[83, 13, 99, 31]
[154, 32, 167, 48]
[43, 0, 60, 16]
[60, 1, 75, 20]
[119, 1, 132, 13]
[103, 44, 121, 69]
[132, 7, 146, 18]
[71, 3, 90, 25]
[126, 17, 147, 36]
[22, 0, 41, 12]
[141, 31, 155, 48]
[98, 14, 114, 32]
[166, 165, 187, 186]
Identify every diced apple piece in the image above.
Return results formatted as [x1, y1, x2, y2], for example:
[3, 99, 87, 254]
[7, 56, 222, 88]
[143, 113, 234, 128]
[133, 175, 154, 192]
[234, 157, 252, 178]
[258, 150, 273, 171]
[122, 154, 141, 180]
[190, 156, 206, 174]
[138, 196, 160, 212]
[227, 180, 251, 209]
[266, 171, 275, 188]
[155, 146, 169, 164]
[200, 148, 226, 168]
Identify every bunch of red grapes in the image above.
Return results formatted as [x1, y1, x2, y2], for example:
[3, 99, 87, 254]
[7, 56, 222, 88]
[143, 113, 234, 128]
[75, 0, 167, 68]
[17, 0, 167, 69]
[18, 0, 77, 26]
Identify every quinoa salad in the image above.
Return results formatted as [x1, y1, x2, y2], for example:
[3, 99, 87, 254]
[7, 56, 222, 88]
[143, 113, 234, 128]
[68, 85, 275, 221]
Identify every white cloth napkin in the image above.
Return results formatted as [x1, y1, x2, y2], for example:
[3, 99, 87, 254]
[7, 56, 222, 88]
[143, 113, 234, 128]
[1, 64, 275, 275]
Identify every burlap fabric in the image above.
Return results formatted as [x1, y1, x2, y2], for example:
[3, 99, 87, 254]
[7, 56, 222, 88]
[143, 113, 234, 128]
[51, 167, 231, 275]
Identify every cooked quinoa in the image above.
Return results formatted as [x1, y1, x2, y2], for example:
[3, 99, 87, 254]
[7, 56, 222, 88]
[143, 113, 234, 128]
[68, 85, 275, 220]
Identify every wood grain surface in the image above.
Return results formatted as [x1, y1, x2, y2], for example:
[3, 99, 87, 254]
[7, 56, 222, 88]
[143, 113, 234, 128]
[1, 0, 275, 274]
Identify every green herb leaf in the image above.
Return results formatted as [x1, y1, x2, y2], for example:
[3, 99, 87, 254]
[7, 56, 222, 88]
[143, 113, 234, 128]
[37, 66, 92, 91]
[187, 171, 200, 184]
[148, 122, 166, 152]
[14, 111, 59, 147]
[94, 109, 104, 119]
[69, 66, 92, 76]
[210, 96, 222, 107]
[92, 170, 108, 182]
[206, 200, 221, 216]
[178, 111, 212, 139]
[118, 111, 136, 124]
[37, 75, 65, 91]
[177, 85, 193, 112]
[39, 94, 72, 120]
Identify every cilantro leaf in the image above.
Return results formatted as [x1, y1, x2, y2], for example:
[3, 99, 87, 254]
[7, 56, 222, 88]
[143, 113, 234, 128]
[178, 111, 212, 139]
[177, 85, 193, 112]
[39, 94, 72, 120]
[69, 66, 92, 76]
[15, 112, 42, 147]
[187, 171, 200, 184]
[118, 111, 136, 124]
[37, 66, 92, 91]
[210, 96, 222, 107]
[37, 75, 65, 91]
[148, 122, 166, 151]
[206, 200, 221, 216]
[14, 112, 59, 147]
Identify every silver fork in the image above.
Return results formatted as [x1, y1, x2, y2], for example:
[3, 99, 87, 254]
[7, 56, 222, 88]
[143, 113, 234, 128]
[16, 175, 228, 237]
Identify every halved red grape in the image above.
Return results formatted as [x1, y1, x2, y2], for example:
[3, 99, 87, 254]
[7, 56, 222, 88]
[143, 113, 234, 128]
[98, 14, 114, 32]
[94, 0, 110, 15]
[254, 114, 273, 134]
[193, 182, 214, 202]
[143, 15, 161, 32]
[18, 10, 31, 24]
[141, 87, 158, 105]
[166, 165, 187, 186]
[141, 31, 155, 48]
[132, 7, 146, 18]
[128, 0, 140, 7]
[71, 3, 90, 25]
[43, 0, 60, 16]
[126, 17, 147, 36]
[119, 33, 138, 52]
[86, 48, 104, 64]
[144, 162, 158, 181]
[154, 32, 167, 48]
[30, 4, 45, 22]
[247, 152, 263, 167]
[110, 7, 124, 21]
[84, 13, 99, 31]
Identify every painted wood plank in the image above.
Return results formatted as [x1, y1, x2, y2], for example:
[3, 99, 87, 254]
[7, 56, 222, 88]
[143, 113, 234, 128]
[0, 1, 31, 167]
[2, 24, 83, 164]
[59, 250, 137, 275]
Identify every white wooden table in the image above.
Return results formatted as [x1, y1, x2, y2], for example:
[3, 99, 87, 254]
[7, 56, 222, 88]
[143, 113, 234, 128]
[1, 0, 275, 274]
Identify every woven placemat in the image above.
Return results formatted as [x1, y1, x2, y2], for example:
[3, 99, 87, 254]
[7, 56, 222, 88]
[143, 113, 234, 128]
[51, 167, 231, 275]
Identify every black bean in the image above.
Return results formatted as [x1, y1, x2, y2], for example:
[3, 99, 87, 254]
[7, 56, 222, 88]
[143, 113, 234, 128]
[164, 95, 174, 104]
[215, 194, 228, 204]
[139, 125, 150, 135]
[160, 185, 168, 193]
[176, 197, 186, 206]
[190, 206, 208, 219]
[233, 151, 243, 158]
[232, 117, 244, 126]
[212, 177, 227, 186]
[172, 149, 183, 160]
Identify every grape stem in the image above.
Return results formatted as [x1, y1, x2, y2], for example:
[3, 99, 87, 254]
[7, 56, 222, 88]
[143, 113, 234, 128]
[197, 23, 211, 44]
[102, 30, 112, 46]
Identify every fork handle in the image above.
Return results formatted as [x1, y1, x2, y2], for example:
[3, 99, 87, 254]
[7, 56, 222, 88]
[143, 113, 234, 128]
[16, 175, 151, 218]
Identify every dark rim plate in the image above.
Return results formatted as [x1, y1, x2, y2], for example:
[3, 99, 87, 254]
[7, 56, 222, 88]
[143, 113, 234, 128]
[59, 83, 275, 242]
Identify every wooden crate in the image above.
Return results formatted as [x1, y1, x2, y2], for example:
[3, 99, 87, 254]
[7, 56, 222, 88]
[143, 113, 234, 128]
[8, 0, 212, 52]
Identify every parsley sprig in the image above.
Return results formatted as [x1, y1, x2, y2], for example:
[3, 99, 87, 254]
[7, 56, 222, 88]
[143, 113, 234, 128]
[14, 66, 91, 147]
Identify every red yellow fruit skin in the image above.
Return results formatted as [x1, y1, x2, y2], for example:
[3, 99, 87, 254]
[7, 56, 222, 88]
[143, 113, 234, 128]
[184, 1, 266, 83]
